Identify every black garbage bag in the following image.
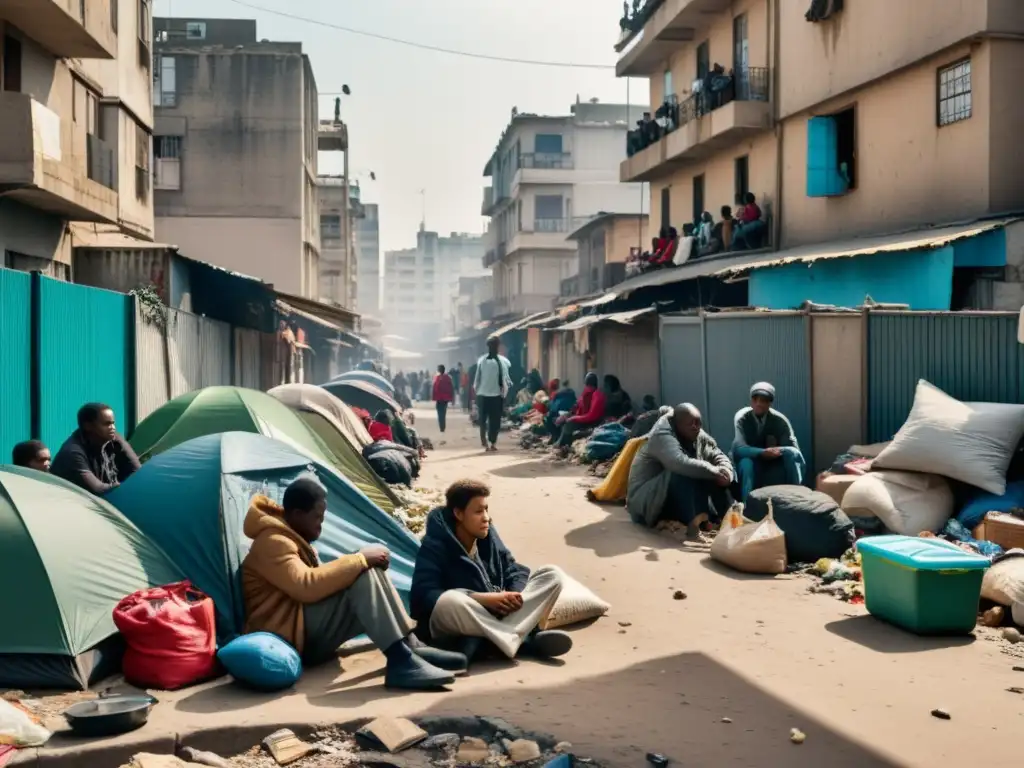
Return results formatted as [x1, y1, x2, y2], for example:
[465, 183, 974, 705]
[744, 485, 855, 563]
[365, 449, 413, 487]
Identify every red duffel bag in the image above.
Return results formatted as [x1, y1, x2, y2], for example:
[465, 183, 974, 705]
[113, 581, 218, 690]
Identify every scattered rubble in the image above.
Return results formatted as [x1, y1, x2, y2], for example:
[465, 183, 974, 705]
[388, 486, 445, 536]
[1003, 627, 1022, 644]
[789, 728, 806, 744]
[931, 708, 952, 720]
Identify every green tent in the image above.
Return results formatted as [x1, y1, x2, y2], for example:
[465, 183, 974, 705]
[131, 387, 398, 512]
[131, 386, 332, 462]
[0, 466, 184, 689]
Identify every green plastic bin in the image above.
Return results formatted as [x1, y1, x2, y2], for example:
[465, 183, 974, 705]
[857, 535, 990, 635]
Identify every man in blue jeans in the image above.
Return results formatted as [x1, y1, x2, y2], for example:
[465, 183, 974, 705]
[473, 337, 511, 452]
[731, 382, 807, 501]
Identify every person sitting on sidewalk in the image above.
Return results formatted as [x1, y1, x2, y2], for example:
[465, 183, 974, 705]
[732, 381, 806, 501]
[627, 403, 735, 535]
[51, 403, 140, 495]
[410, 479, 572, 665]
[551, 372, 607, 452]
[241, 478, 467, 689]
[11, 439, 51, 472]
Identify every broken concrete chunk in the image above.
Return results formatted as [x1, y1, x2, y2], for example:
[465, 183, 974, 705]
[456, 736, 491, 765]
[554, 742, 573, 753]
[419, 733, 461, 751]
[506, 739, 542, 763]
[175, 746, 230, 768]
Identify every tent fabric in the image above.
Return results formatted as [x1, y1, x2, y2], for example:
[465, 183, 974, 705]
[267, 383, 399, 512]
[107, 432, 421, 643]
[330, 370, 396, 397]
[269, 383, 372, 447]
[321, 379, 402, 416]
[130, 386, 334, 464]
[0, 467, 184, 689]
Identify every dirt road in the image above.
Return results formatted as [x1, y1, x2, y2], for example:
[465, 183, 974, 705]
[35, 408, 1024, 767]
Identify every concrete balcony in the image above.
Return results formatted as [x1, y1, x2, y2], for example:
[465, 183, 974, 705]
[318, 120, 348, 151]
[0, 0, 116, 59]
[511, 152, 574, 193]
[0, 93, 117, 223]
[509, 219, 578, 254]
[621, 73, 773, 182]
[617, 0, 730, 77]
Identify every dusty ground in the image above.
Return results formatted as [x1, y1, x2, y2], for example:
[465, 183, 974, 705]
[19, 407, 1024, 767]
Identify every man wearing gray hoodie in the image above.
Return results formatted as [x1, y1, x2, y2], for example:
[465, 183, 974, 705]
[626, 404, 735, 532]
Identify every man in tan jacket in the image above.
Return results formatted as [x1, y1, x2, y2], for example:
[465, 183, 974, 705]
[242, 477, 466, 690]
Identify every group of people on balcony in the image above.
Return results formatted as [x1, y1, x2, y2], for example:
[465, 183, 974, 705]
[627, 63, 743, 158]
[626, 193, 767, 277]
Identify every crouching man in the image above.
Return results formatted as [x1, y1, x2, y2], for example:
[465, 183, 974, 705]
[242, 478, 467, 690]
[410, 479, 572, 663]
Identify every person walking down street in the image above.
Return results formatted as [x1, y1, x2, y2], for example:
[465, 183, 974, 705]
[242, 478, 467, 689]
[50, 403, 141, 495]
[473, 337, 511, 452]
[432, 364, 455, 434]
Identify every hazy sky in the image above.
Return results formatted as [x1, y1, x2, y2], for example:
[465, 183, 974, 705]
[153, 0, 640, 252]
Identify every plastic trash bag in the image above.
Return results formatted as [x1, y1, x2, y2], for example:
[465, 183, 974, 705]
[0, 699, 51, 747]
[710, 501, 788, 575]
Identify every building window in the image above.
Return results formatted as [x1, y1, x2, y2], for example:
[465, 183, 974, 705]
[806, 107, 855, 197]
[692, 174, 705, 224]
[534, 194, 564, 229]
[534, 134, 563, 154]
[137, 0, 151, 69]
[663, 68, 673, 101]
[660, 187, 670, 231]
[135, 121, 150, 201]
[320, 214, 342, 240]
[185, 21, 207, 40]
[3, 35, 22, 92]
[154, 135, 181, 190]
[734, 155, 749, 205]
[696, 40, 710, 80]
[938, 58, 972, 127]
[111, 0, 118, 33]
[154, 56, 176, 107]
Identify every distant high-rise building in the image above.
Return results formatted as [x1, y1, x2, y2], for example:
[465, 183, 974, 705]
[356, 203, 380, 313]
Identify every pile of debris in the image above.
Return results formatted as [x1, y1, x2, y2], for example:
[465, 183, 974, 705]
[388, 486, 445, 537]
[121, 716, 588, 768]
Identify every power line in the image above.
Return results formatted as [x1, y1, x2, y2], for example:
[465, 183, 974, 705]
[224, 0, 615, 70]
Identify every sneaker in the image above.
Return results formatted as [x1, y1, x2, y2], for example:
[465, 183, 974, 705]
[411, 645, 468, 674]
[520, 630, 573, 659]
[384, 653, 455, 690]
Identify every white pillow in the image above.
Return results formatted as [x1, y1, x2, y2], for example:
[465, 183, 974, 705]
[872, 380, 1024, 495]
[842, 471, 953, 535]
[540, 574, 610, 630]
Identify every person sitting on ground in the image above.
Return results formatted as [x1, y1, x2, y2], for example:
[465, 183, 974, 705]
[368, 410, 395, 443]
[242, 478, 466, 688]
[732, 381, 807, 501]
[603, 375, 633, 421]
[552, 372, 607, 451]
[626, 403, 735, 535]
[733, 192, 765, 250]
[50, 403, 140, 495]
[626, 396, 666, 438]
[11, 440, 51, 472]
[534, 378, 560, 416]
[410, 479, 571, 664]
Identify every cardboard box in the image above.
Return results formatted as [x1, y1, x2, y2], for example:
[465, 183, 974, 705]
[816, 472, 860, 507]
[972, 512, 1024, 551]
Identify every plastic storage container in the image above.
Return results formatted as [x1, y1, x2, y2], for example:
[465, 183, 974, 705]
[857, 535, 989, 635]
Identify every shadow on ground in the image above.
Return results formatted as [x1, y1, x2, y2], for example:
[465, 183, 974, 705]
[825, 614, 976, 653]
[487, 458, 589, 479]
[405, 651, 900, 767]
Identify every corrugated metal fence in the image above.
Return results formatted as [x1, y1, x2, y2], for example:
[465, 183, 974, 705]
[0, 270, 32, 454]
[167, 308, 232, 398]
[660, 309, 1024, 474]
[37, 277, 131, 449]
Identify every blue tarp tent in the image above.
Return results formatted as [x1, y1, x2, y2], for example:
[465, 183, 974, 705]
[331, 370, 396, 396]
[107, 432, 420, 642]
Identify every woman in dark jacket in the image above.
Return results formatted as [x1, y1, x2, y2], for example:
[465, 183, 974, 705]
[603, 374, 633, 420]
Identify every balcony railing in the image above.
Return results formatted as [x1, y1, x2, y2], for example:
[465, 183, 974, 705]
[518, 152, 573, 170]
[627, 66, 770, 158]
[616, 0, 665, 51]
[86, 134, 117, 190]
[560, 274, 580, 298]
[533, 218, 570, 233]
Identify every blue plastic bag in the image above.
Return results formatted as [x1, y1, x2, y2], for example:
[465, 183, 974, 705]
[217, 632, 302, 691]
[957, 480, 1024, 529]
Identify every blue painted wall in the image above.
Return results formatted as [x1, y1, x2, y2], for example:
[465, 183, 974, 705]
[952, 228, 1006, 267]
[748, 246, 955, 310]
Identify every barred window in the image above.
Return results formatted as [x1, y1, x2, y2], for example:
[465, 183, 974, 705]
[938, 59, 971, 127]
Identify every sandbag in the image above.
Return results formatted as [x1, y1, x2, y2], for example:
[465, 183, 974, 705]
[744, 486, 855, 563]
[710, 502, 787, 575]
[842, 471, 953, 535]
[539, 574, 611, 630]
[981, 550, 1024, 607]
[218, 632, 302, 691]
[873, 380, 1024, 495]
[113, 581, 217, 690]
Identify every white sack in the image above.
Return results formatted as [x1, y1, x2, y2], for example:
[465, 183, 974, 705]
[872, 380, 1024, 495]
[842, 470, 953, 535]
[710, 502, 787, 575]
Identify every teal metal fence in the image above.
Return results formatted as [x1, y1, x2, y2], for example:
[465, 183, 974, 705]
[0, 270, 32, 456]
[35, 276, 133, 450]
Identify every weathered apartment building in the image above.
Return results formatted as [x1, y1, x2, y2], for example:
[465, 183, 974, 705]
[317, 174, 360, 308]
[383, 228, 485, 349]
[356, 202, 381, 314]
[481, 100, 646, 316]
[151, 17, 322, 299]
[0, 0, 154, 277]
[616, 0, 1024, 310]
